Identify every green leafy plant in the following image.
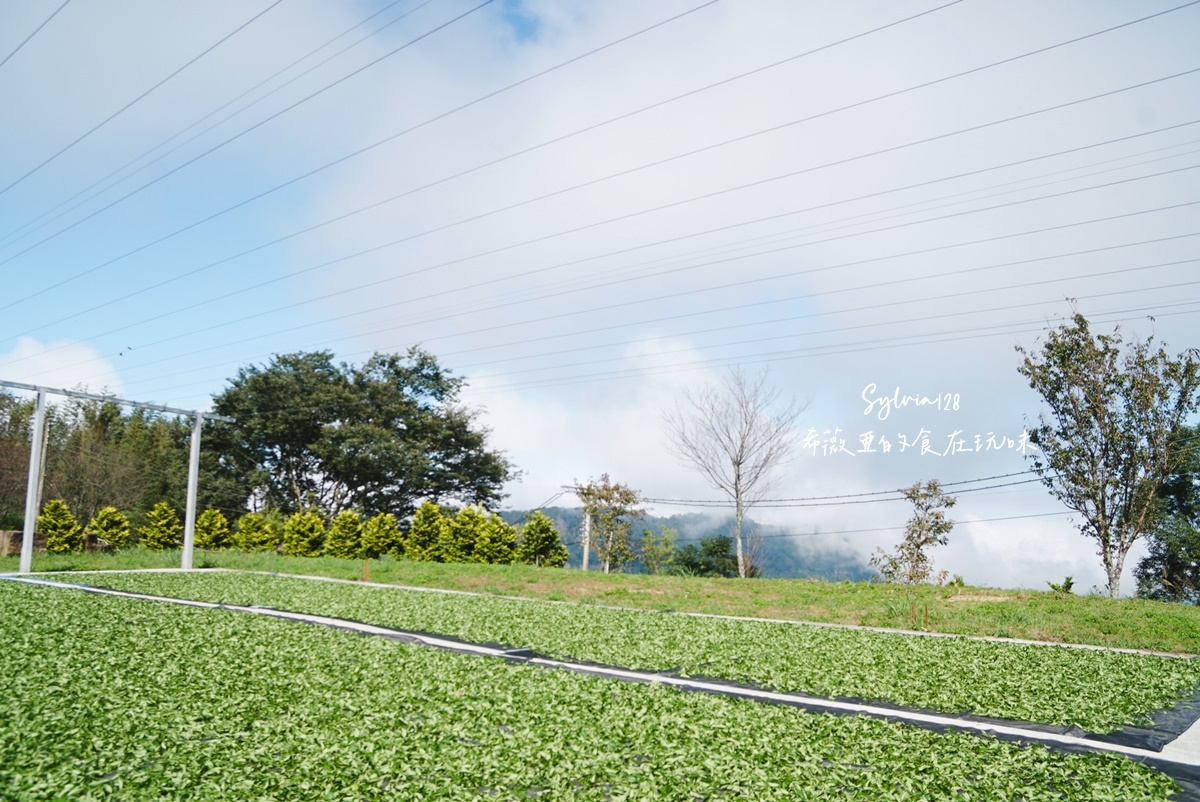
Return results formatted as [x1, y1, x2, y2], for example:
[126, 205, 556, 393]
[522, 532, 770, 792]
[137, 501, 183, 551]
[323, 510, 364, 559]
[871, 480, 956, 585]
[39, 499, 83, 554]
[86, 505, 131, 549]
[282, 510, 326, 557]
[404, 502, 444, 561]
[1048, 576, 1076, 595]
[193, 509, 231, 550]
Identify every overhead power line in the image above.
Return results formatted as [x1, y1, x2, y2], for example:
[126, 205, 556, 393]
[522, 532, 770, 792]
[0, 0, 72, 72]
[0, 0, 956, 250]
[0, 0, 287, 197]
[0, 0, 718, 294]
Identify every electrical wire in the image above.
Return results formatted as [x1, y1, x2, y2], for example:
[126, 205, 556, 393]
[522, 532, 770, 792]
[0, 0, 72, 71]
[0, 0, 287, 197]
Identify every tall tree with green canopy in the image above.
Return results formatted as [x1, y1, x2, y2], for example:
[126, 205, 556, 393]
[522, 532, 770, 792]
[577, 474, 644, 574]
[210, 348, 514, 519]
[1017, 314, 1200, 597]
[1135, 424, 1200, 603]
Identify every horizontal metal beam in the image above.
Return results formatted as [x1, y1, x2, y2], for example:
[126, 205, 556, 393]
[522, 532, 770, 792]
[0, 379, 234, 423]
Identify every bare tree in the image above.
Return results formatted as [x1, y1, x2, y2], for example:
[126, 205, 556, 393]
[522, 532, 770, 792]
[662, 367, 804, 578]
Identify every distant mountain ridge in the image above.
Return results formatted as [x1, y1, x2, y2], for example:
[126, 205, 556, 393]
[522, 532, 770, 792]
[499, 507, 873, 581]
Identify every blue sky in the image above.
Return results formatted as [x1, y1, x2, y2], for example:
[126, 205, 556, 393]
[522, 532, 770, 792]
[1, 0, 1198, 590]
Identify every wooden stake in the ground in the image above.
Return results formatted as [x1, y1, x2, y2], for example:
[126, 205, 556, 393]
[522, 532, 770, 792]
[924, 603, 929, 629]
[911, 601, 916, 627]
[363, 561, 369, 583]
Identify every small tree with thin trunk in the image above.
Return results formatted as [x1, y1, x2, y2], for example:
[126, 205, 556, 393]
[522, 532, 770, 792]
[871, 480, 955, 585]
[576, 474, 643, 574]
[138, 501, 182, 551]
[361, 511, 403, 559]
[282, 509, 325, 557]
[234, 512, 277, 552]
[324, 510, 364, 559]
[194, 509, 231, 550]
[515, 510, 568, 567]
[1017, 313, 1200, 597]
[662, 367, 804, 578]
[404, 502, 444, 561]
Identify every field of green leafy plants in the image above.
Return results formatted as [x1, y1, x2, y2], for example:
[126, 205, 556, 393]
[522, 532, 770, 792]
[0, 580, 1184, 801]
[80, 571, 1200, 734]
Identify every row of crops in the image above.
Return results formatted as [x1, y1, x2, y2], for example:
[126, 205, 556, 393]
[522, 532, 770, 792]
[78, 571, 1200, 734]
[0, 579, 1184, 800]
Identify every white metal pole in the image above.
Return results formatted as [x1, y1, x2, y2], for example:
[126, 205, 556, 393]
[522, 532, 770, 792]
[581, 511, 590, 572]
[181, 412, 203, 571]
[19, 391, 46, 574]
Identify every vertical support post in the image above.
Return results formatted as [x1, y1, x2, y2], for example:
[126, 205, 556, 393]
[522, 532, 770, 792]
[581, 511, 591, 572]
[19, 391, 47, 574]
[181, 412, 204, 571]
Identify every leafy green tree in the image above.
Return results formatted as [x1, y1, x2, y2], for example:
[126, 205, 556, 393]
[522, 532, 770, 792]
[515, 510, 569, 567]
[1017, 313, 1200, 596]
[440, 506, 488, 563]
[361, 512, 403, 559]
[138, 501, 183, 551]
[87, 506, 131, 549]
[210, 349, 514, 519]
[473, 512, 517, 565]
[324, 510, 364, 559]
[193, 509, 232, 550]
[1136, 424, 1200, 603]
[405, 501, 446, 561]
[40, 499, 83, 554]
[577, 474, 644, 573]
[233, 512, 278, 552]
[871, 480, 955, 585]
[672, 536, 740, 578]
[282, 510, 325, 557]
[639, 526, 677, 574]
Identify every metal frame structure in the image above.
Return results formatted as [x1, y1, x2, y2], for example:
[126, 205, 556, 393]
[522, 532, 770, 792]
[0, 380, 234, 573]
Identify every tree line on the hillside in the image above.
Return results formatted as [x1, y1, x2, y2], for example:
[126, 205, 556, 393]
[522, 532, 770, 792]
[31, 494, 569, 567]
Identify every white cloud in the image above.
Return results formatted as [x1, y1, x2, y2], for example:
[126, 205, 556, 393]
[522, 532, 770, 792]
[0, 337, 124, 397]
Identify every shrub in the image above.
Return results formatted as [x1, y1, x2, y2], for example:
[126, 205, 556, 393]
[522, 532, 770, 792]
[404, 502, 445, 561]
[234, 513, 279, 552]
[87, 506, 130, 549]
[515, 510, 567, 567]
[282, 510, 326, 557]
[40, 499, 82, 554]
[194, 509, 231, 550]
[138, 502, 183, 551]
[474, 513, 518, 565]
[324, 510, 364, 559]
[361, 512, 402, 559]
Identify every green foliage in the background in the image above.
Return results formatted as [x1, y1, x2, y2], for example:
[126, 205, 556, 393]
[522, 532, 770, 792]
[323, 510, 363, 559]
[137, 501, 182, 551]
[405, 502, 445, 561]
[515, 510, 568, 568]
[86, 506, 130, 548]
[193, 509, 231, 550]
[361, 512, 403, 559]
[281, 510, 325, 557]
[233, 512, 278, 552]
[39, 499, 82, 554]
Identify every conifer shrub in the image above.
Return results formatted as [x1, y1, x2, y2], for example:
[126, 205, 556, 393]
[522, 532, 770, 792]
[194, 509, 231, 550]
[233, 512, 278, 552]
[474, 512, 517, 565]
[138, 501, 183, 551]
[515, 510, 568, 567]
[324, 510, 364, 559]
[40, 499, 83, 554]
[361, 512, 403, 559]
[404, 501, 445, 561]
[282, 510, 326, 557]
[86, 506, 131, 549]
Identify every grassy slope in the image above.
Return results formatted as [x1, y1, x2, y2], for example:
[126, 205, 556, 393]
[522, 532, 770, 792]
[4, 547, 1200, 654]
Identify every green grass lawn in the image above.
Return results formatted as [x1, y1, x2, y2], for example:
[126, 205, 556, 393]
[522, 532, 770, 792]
[5, 546, 1200, 654]
[0, 580, 1182, 801]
